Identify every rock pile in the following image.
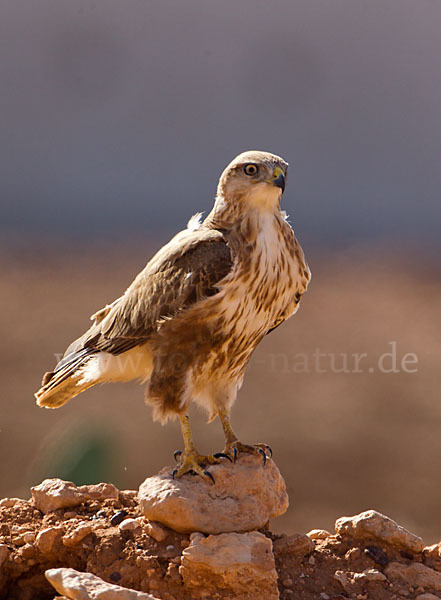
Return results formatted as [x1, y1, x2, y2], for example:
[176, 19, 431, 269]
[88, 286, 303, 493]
[2, 464, 441, 599]
[297, 509, 441, 600]
[0, 455, 287, 599]
[136, 454, 286, 599]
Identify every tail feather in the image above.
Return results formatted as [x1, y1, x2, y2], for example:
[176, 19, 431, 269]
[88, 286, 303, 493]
[35, 350, 96, 408]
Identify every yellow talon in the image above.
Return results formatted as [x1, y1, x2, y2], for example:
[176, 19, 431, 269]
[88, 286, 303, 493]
[217, 409, 272, 464]
[172, 449, 216, 483]
[172, 415, 217, 483]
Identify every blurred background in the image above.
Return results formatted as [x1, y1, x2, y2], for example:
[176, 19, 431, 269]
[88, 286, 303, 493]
[1, 0, 440, 541]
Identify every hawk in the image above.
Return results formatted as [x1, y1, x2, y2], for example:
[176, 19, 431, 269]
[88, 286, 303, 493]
[35, 151, 310, 482]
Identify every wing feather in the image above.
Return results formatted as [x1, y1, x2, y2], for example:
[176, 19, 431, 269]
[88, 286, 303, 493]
[69, 227, 233, 358]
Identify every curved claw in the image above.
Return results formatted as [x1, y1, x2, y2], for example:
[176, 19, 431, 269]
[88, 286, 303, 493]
[259, 448, 267, 466]
[173, 450, 182, 462]
[264, 444, 273, 458]
[204, 470, 215, 485]
[232, 447, 238, 464]
[213, 452, 233, 463]
[172, 468, 178, 480]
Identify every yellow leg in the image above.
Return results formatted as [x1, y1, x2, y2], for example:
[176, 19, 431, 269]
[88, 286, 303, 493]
[172, 415, 229, 483]
[180, 414, 197, 454]
[218, 408, 239, 446]
[218, 408, 272, 465]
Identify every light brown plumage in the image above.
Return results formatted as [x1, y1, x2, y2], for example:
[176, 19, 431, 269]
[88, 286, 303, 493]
[35, 150, 310, 480]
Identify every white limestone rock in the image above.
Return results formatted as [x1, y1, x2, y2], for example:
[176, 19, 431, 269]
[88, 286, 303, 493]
[138, 454, 288, 534]
[179, 531, 279, 600]
[335, 509, 424, 553]
[45, 568, 160, 599]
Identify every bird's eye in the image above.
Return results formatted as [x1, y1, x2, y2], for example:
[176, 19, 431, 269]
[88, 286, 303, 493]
[244, 164, 258, 176]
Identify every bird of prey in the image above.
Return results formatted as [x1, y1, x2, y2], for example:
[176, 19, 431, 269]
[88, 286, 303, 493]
[35, 150, 310, 482]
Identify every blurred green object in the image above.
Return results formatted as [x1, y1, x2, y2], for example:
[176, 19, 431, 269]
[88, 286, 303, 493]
[37, 426, 117, 486]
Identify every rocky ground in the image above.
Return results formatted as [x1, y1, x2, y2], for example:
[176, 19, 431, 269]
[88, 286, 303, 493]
[1, 457, 441, 600]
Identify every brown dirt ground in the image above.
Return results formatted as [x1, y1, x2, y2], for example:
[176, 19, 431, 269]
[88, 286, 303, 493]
[1, 487, 441, 600]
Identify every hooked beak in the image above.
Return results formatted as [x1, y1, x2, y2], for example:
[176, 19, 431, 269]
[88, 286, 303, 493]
[273, 172, 285, 193]
[270, 167, 285, 193]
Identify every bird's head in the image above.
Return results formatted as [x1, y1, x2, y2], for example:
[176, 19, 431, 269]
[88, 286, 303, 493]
[215, 150, 289, 214]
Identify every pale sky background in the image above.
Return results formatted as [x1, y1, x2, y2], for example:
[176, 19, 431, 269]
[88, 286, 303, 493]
[1, 0, 440, 248]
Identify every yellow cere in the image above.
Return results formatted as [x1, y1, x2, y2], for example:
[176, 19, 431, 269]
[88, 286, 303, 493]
[272, 166, 284, 179]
